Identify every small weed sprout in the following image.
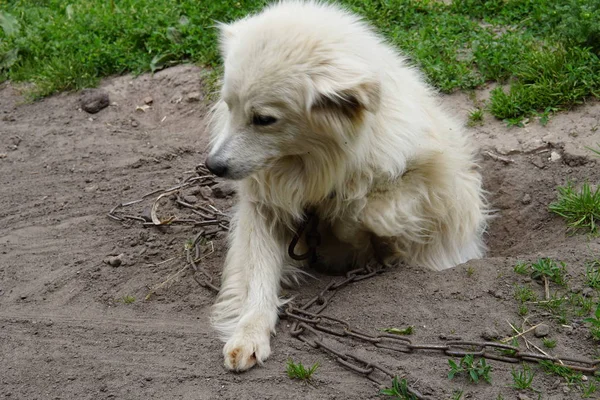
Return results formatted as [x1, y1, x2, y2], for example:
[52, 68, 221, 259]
[448, 354, 492, 384]
[542, 337, 556, 349]
[121, 295, 135, 304]
[467, 108, 484, 126]
[514, 262, 530, 275]
[511, 364, 535, 390]
[583, 303, 600, 341]
[380, 376, 417, 400]
[538, 360, 583, 385]
[518, 304, 529, 316]
[514, 285, 537, 303]
[585, 260, 600, 289]
[450, 389, 464, 400]
[382, 326, 414, 335]
[582, 380, 597, 398]
[286, 359, 319, 381]
[530, 258, 568, 286]
[549, 182, 600, 236]
[569, 293, 593, 316]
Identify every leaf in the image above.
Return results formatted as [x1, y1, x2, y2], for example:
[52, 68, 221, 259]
[382, 326, 414, 335]
[0, 12, 19, 37]
[150, 53, 176, 73]
[448, 370, 456, 380]
[66, 4, 74, 19]
[469, 369, 479, 383]
[166, 27, 182, 43]
[595, 303, 600, 319]
[0, 48, 19, 70]
[179, 15, 189, 26]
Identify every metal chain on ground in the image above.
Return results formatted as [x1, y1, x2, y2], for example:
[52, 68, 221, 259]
[108, 165, 229, 290]
[109, 177, 600, 396]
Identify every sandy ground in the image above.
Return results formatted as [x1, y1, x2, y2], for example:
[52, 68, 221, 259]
[1, 65, 599, 400]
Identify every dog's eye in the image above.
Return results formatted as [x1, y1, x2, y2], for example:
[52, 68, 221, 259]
[252, 114, 278, 126]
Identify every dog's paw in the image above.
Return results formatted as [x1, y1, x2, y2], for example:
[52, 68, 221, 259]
[223, 330, 271, 372]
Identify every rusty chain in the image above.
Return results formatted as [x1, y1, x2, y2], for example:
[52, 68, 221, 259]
[110, 174, 600, 397]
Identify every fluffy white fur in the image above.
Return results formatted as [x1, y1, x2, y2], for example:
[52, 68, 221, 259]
[205, 1, 488, 371]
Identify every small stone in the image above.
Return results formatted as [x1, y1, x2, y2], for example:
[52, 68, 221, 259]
[0, 153, 7, 159]
[103, 254, 124, 267]
[84, 185, 98, 193]
[131, 120, 139, 128]
[9, 136, 21, 147]
[141, 207, 153, 222]
[143, 96, 154, 105]
[531, 156, 545, 169]
[186, 92, 202, 102]
[145, 377, 153, 381]
[182, 195, 198, 204]
[534, 324, 550, 338]
[562, 384, 571, 394]
[518, 394, 533, 400]
[20, 295, 27, 300]
[582, 287, 594, 297]
[80, 89, 110, 114]
[549, 151, 561, 162]
[481, 328, 501, 341]
[521, 193, 532, 205]
[211, 182, 235, 198]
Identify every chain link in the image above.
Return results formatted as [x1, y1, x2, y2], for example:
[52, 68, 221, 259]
[284, 267, 599, 399]
[130, 193, 600, 395]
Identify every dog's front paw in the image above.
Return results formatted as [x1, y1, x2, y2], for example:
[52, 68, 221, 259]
[223, 330, 271, 372]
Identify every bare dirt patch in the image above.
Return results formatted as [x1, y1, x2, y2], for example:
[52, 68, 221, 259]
[1, 65, 599, 399]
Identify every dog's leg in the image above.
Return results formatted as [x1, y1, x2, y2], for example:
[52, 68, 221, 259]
[212, 200, 285, 371]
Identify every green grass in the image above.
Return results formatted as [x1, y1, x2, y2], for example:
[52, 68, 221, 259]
[583, 303, 600, 341]
[286, 359, 319, 381]
[538, 360, 583, 386]
[582, 381, 597, 398]
[514, 284, 538, 303]
[380, 376, 418, 400]
[120, 295, 135, 304]
[514, 262, 529, 275]
[382, 326, 414, 335]
[0, 0, 599, 118]
[448, 354, 492, 384]
[510, 364, 536, 391]
[467, 108, 484, 127]
[541, 337, 556, 349]
[585, 260, 600, 289]
[530, 258, 568, 286]
[549, 182, 600, 236]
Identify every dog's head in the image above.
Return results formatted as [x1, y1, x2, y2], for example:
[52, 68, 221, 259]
[205, 2, 381, 180]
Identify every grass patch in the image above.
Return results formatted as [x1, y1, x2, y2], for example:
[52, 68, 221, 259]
[381, 326, 414, 335]
[448, 354, 492, 384]
[541, 337, 556, 349]
[0, 0, 598, 117]
[538, 360, 583, 386]
[585, 260, 600, 289]
[120, 295, 135, 304]
[549, 182, 600, 236]
[584, 303, 600, 341]
[510, 364, 536, 391]
[530, 258, 568, 286]
[380, 376, 417, 400]
[286, 359, 319, 381]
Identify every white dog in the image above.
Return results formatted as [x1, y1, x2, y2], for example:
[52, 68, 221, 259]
[205, 0, 488, 371]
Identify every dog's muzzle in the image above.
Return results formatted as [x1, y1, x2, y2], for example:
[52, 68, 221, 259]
[205, 157, 228, 178]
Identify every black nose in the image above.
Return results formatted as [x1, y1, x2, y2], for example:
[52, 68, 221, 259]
[205, 157, 228, 177]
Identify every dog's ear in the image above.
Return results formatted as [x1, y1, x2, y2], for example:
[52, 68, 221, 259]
[310, 74, 381, 119]
[217, 22, 237, 58]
